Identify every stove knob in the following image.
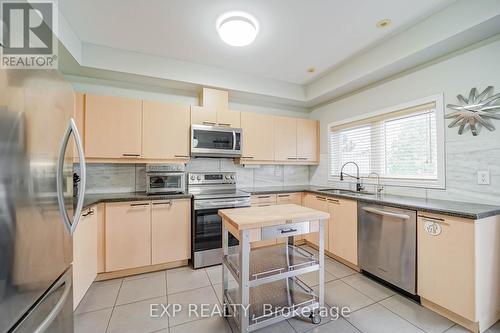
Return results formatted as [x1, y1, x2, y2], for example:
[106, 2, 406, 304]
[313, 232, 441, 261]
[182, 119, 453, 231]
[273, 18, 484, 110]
[230, 175, 235, 180]
[190, 175, 195, 180]
[225, 175, 230, 180]
[197, 175, 202, 181]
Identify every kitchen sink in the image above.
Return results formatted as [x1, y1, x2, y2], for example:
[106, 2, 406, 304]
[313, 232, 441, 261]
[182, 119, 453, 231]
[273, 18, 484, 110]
[317, 188, 375, 196]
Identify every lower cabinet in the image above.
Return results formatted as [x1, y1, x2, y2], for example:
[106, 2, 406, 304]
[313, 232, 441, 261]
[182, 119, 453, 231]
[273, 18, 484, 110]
[151, 199, 191, 265]
[417, 212, 500, 332]
[303, 194, 329, 250]
[105, 202, 151, 272]
[328, 197, 357, 265]
[104, 199, 191, 273]
[73, 206, 98, 310]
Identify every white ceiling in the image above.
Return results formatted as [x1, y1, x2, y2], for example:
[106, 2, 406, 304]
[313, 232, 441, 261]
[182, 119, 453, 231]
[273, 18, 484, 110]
[60, 0, 454, 85]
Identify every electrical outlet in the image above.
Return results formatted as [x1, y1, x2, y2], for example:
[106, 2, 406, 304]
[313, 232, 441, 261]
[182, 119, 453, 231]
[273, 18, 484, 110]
[477, 170, 490, 185]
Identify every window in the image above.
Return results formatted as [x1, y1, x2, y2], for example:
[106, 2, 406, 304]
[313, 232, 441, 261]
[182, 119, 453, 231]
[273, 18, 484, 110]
[328, 95, 445, 188]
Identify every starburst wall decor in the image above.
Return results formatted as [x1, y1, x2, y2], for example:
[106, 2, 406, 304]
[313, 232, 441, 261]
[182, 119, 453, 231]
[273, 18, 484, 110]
[446, 86, 500, 136]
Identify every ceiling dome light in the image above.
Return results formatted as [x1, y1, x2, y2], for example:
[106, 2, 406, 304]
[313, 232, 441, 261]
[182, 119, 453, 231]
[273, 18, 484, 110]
[216, 11, 259, 47]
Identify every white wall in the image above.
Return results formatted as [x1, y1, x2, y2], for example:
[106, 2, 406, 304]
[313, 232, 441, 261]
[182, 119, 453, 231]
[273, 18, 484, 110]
[309, 36, 500, 205]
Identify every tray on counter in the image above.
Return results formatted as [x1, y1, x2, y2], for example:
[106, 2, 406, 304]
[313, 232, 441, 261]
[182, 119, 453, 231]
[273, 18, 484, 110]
[224, 244, 319, 286]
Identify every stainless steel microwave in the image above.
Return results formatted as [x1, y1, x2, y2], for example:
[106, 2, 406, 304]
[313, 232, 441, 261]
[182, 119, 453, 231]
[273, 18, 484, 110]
[191, 125, 242, 158]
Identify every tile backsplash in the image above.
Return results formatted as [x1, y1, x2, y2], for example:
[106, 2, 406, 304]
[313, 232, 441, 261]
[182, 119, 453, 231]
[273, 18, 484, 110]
[76, 159, 310, 194]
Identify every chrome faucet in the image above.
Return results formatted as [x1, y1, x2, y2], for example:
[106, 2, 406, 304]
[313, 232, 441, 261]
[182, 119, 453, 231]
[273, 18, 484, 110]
[340, 162, 364, 192]
[367, 172, 384, 194]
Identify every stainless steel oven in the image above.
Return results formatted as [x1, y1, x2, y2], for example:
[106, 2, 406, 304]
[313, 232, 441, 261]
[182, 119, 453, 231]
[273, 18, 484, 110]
[146, 164, 186, 195]
[191, 125, 242, 157]
[189, 172, 250, 268]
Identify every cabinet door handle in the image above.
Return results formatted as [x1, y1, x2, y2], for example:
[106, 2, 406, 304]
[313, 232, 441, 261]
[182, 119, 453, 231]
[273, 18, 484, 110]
[202, 121, 216, 126]
[174, 155, 189, 158]
[257, 195, 271, 199]
[280, 228, 298, 234]
[82, 209, 95, 217]
[122, 153, 140, 157]
[242, 156, 254, 159]
[278, 194, 290, 198]
[218, 123, 231, 127]
[130, 203, 149, 207]
[419, 216, 449, 225]
[315, 196, 326, 201]
[257, 204, 271, 207]
[153, 201, 172, 206]
[298, 157, 308, 160]
[328, 199, 339, 204]
[287, 157, 297, 160]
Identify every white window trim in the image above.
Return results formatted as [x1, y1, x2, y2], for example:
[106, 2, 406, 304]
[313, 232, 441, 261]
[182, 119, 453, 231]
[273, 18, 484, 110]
[327, 93, 445, 189]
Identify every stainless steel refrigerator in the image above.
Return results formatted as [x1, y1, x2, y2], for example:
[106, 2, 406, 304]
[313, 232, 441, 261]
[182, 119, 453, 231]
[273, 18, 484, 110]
[0, 68, 86, 332]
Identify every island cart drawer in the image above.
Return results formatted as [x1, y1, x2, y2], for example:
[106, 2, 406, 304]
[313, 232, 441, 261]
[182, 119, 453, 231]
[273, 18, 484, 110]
[261, 221, 314, 240]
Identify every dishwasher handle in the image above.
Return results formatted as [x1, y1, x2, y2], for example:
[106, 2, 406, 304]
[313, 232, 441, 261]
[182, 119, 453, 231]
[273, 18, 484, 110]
[362, 206, 410, 220]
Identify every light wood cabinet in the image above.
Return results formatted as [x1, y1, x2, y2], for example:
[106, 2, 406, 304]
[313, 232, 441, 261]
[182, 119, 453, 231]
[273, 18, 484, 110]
[191, 105, 217, 126]
[297, 118, 318, 162]
[328, 197, 357, 265]
[151, 199, 191, 265]
[240, 112, 274, 161]
[85, 94, 142, 159]
[197, 88, 240, 127]
[251, 195, 278, 248]
[417, 212, 500, 332]
[105, 202, 151, 272]
[73, 206, 98, 310]
[418, 213, 475, 320]
[276, 193, 302, 205]
[303, 194, 329, 249]
[142, 101, 190, 160]
[274, 116, 297, 161]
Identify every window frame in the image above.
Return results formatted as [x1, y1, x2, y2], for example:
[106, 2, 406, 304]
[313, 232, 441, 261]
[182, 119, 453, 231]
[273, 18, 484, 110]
[327, 94, 445, 189]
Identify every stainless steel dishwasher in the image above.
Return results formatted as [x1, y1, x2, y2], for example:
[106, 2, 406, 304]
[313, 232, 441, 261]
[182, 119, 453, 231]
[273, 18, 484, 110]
[358, 203, 417, 295]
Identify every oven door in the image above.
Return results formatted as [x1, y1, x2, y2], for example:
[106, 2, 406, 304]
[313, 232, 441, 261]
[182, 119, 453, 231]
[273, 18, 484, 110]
[147, 173, 185, 194]
[193, 207, 239, 253]
[191, 125, 241, 157]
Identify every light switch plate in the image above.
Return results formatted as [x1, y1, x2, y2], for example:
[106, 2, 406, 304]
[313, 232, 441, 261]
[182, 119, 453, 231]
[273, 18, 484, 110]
[477, 170, 490, 185]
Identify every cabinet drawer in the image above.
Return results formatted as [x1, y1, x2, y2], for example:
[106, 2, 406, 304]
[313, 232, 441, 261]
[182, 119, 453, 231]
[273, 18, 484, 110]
[276, 192, 302, 205]
[251, 194, 277, 205]
[261, 221, 311, 240]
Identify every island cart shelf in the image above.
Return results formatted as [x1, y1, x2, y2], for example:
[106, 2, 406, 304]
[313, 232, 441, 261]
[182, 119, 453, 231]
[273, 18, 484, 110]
[218, 204, 329, 333]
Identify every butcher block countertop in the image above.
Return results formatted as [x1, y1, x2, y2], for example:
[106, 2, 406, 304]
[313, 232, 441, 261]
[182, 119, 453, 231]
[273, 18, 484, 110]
[218, 204, 330, 231]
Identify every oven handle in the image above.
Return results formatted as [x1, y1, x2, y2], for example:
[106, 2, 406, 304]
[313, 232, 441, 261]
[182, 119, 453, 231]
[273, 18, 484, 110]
[195, 199, 250, 210]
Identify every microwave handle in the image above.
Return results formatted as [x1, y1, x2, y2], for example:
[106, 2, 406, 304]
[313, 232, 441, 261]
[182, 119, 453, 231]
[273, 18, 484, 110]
[232, 130, 236, 150]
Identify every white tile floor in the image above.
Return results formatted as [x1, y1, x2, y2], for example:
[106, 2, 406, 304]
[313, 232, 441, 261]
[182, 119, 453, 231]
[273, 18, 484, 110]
[74, 246, 500, 333]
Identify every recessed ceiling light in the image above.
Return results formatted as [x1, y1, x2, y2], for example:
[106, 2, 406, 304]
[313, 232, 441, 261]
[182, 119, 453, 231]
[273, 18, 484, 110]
[376, 19, 391, 28]
[307, 68, 316, 73]
[216, 11, 259, 47]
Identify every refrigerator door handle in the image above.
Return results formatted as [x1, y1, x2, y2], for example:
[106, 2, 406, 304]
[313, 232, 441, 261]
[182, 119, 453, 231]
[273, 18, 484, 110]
[32, 272, 72, 333]
[56, 118, 86, 235]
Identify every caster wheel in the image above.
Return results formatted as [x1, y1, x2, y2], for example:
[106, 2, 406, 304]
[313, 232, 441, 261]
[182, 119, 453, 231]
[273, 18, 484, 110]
[310, 314, 321, 325]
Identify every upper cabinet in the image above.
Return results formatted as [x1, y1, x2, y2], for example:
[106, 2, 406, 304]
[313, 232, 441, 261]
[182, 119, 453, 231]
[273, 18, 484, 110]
[85, 94, 142, 159]
[142, 101, 190, 160]
[193, 87, 240, 127]
[297, 118, 319, 163]
[274, 116, 297, 161]
[241, 112, 274, 161]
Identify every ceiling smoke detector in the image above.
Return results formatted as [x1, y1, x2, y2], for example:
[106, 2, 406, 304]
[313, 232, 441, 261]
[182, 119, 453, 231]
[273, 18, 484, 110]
[216, 11, 259, 47]
[376, 19, 391, 28]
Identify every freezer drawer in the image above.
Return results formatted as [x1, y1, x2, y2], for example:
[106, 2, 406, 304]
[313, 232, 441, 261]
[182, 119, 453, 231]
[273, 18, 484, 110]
[358, 204, 417, 294]
[12, 267, 73, 333]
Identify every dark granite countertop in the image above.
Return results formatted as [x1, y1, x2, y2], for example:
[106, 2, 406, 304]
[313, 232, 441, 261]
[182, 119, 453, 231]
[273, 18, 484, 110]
[82, 192, 192, 210]
[240, 185, 500, 220]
